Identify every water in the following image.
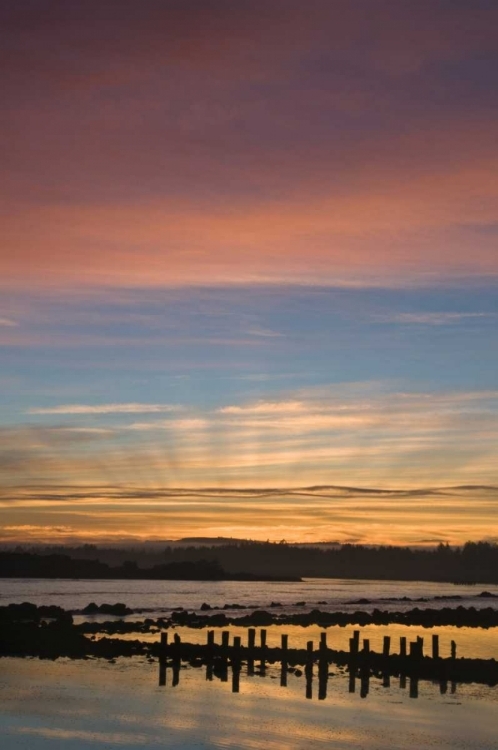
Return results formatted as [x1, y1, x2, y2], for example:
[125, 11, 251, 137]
[0, 657, 496, 749]
[1, 578, 497, 748]
[2, 577, 497, 615]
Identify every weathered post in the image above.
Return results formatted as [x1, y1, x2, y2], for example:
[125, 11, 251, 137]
[319, 633, 328, 671]
[232, 635, 241, 693]
[260, 629, 267, 675]
[172, 633, 181, 687]
[159, 632, 168, 686]
[381, 635, 390, 688]
[353, 630, 360, 654]
[363, 638, 370, 664]
[348, 636, 358, 693]
[248, 628, 256, 651]
[280, 634, 288, 687]
[398, 636, 407, 688]
[417, 636, 424, 658]
[451, 640, 457, 660]
[305, 641, 314, 700]
[409, 676, 418, 699]
[318, 632, 328, 700]
[360, 639, 370, 698]
[432, 634, 439, 660]
[220, 630, 229, 683]
[247, 628, 256, 675]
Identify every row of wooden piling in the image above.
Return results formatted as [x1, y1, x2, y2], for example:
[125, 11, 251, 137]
[157, 626, 498, 692]
[158, 628, 468, 699]
[160, 628, 456, 662]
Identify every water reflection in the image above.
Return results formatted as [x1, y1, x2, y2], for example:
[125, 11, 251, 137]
[158, 656, 461, 702]
[2, 657, 498, 750]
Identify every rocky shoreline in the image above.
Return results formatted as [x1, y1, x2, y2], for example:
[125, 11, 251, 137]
[1, 599, 498, 661]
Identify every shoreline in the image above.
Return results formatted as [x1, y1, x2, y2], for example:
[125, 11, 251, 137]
[2, 601, 498, 662]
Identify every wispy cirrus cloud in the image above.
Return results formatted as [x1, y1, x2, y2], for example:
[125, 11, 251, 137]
[27, 403, 182, 415]
[0, 316, 18, 327]
[219, 401, 304, 415]
[376, 312, 497, 325]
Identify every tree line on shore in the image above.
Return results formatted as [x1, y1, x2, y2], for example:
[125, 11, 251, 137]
[1, 540, 497, 583]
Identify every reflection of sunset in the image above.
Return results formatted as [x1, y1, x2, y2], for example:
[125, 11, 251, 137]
[2, 656, 497, 749]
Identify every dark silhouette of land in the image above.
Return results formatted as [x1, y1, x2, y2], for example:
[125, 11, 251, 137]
[0, 551, 299, 581]
[2, 540, 498, 583]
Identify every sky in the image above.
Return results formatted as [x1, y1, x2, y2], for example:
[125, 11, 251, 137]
[1, 0, 498, 546]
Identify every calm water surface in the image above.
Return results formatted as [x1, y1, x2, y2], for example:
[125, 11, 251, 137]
[2, 578, 497, 748]
[2, 577, 497, 614]
[0, 657, 496, 750]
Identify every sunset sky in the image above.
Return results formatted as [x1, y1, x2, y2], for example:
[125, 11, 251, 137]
[1, 1, 498, 545]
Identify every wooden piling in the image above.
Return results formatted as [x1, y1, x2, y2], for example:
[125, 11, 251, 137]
[348, 671, 356, 693]
[305, 641, 314, 700]
[360, 641, 369, 699]
[232, 636, 241, 693]
[172, 662, 180, 687]
[259, 629, 267, 675]
[318, 634, 328, 701]
[248, 628, 256, 650]
[172, 634, 181, 688]
[382, 636, 390, 658]
[260, 629, 267, 649]
[451, 640, 457, 659]
[352, 630, 360, 654]
[159, 632, 167, 686]
[409, 676, 418, 699]
[281, 634, 288, 651]
[160, 632, 168, 656]
[318, 669, 327, 700]
[221, 631, 229, 650]
[417, 636, 424, 657]
[432, 634, 439, 660]
[247, 628, 256, 676]
[280, 660, 288, 687]
[400, 636, 407, 658]
[360, 673, 369, 699]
